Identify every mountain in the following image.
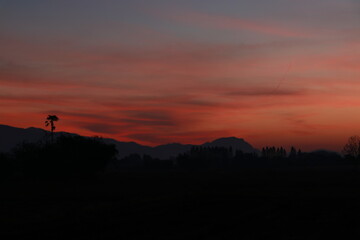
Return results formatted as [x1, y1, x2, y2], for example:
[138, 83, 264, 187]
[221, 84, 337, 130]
[0, 124, 151, 158]
[0, 124, 257, 159]
[0, 125, 47, 153]
[150, 143, 194, 159]
[203, 137, 257, 153]
[101, 138, 153, 158]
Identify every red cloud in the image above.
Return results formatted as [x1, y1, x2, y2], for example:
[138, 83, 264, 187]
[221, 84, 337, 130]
[1, 29, 359, 151]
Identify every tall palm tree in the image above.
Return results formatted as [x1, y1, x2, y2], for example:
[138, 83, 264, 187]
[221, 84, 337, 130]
[45, 115, 59, 142]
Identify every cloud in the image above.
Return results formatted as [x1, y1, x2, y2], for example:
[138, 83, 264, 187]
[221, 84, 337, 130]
[121, 110, 172, 121]
[1, 13, 359, 151]
[0, 93, 81, 106]
[165, 10, 312, 38]
[121, 118, 176, 127]
[81, 123, 121, 134]
[226, 88, 306, 97]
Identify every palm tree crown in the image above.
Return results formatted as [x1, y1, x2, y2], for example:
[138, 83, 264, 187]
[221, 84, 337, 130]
[45, 115, 59, 133]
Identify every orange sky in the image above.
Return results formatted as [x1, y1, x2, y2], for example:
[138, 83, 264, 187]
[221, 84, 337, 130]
[0, 0, 359, 151]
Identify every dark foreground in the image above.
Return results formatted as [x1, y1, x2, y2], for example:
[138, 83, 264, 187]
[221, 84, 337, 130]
[1, 167, 360, 239]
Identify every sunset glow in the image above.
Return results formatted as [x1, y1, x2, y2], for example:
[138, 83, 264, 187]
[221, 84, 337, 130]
[1, 0, 359, 151]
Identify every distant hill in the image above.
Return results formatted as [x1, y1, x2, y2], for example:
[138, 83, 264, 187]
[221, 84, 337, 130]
[0, 125, 47, 153]
[0, 124, 257, 159]
[203, 137, 257, 153]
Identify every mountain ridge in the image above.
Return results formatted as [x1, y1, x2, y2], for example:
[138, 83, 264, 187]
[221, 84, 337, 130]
[0, 124, 257, 159]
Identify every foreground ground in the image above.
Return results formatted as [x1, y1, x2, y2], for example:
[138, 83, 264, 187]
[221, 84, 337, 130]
[1, 167, 360, 239]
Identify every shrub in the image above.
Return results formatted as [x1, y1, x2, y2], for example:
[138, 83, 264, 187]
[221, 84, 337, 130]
[14, 135, 118, 179]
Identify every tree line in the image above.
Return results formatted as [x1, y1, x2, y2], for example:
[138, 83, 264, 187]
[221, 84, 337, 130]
[0, 115, 359, 180]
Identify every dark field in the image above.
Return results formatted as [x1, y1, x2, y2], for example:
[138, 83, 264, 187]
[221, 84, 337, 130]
[1, 167, 360, 239]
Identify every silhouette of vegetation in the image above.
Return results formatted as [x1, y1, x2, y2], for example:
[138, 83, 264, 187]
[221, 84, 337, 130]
[177, 146, 232, 170]
[232, 150, 258, 167]
[110, 144, 354, 170]
[342, 135, 360, 161]
[14, 135, 117, 179]
[1, 132, 360, 239]
[299, 150, 342, 166]
[45, 114, 59, 142]
[0, 152, 13, 180]
[0, 127, 356, 181]
[118, 154, 173, 170]
[143, 154, 173, 169]
[289, 146, 297, 159]
[118, 153, 144, 168]
[261, 146, 287, 160]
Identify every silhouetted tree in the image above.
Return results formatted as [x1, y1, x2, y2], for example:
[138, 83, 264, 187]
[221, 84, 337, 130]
[342, 135, 360, 161]
[262, 146, 286, 160]
[177, 146, 232, 169]
[233, 150, 259, 167]
[289, 146, 297, 159]
[13, 135, 117, 179]
[143, 155, 173, 169]
[297, 149, 302, 156]
[278, 147, 287, 158]
[45, 115, 59, 142]
[119, 154, 143, 168]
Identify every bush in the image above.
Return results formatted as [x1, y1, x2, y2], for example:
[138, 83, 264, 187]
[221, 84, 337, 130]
[14, 135, 118, 179]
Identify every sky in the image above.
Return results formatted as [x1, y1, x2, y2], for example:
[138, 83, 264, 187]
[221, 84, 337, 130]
[0, 0, 359, 151]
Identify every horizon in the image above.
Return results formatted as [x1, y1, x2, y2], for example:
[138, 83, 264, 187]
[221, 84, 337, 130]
[0, 123, 344, 153]
[1, 1, 359, 152]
